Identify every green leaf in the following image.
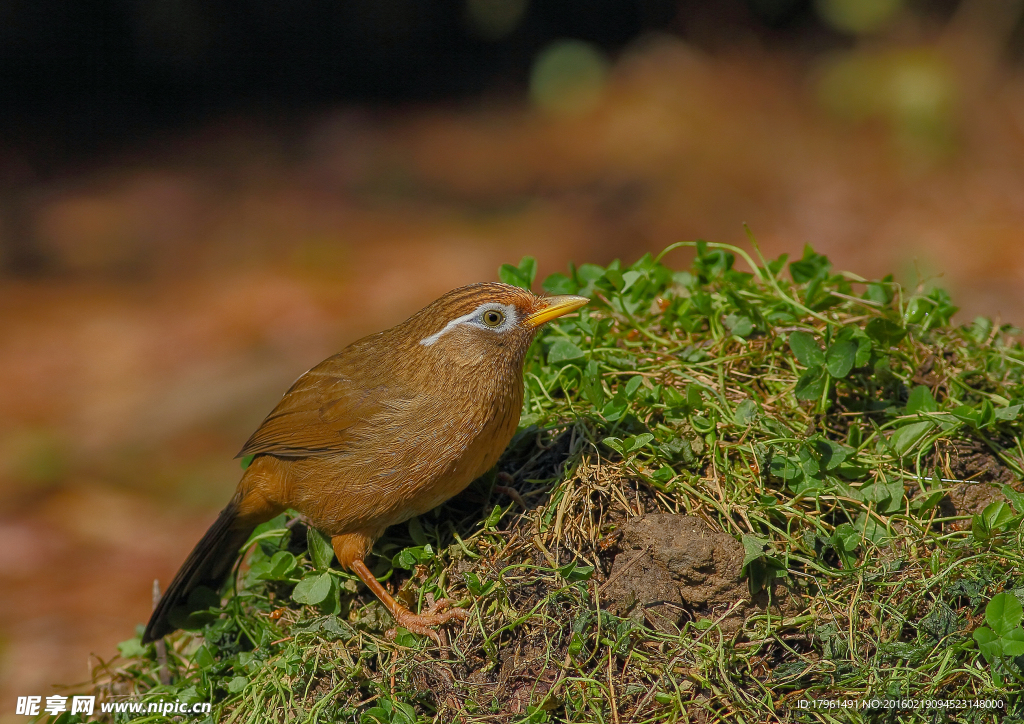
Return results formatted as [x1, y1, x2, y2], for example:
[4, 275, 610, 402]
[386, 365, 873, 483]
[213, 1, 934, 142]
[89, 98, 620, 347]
[686, 384, 704, 409]
[606, 432, 653, 455]
[890, 421, 934, 457]
[547, 339, 585, 364]
[248, 513, 289, 543]
[974, 502, 1015, 540]
[977, 400, 995, 428]
[581, 360, 605, 406]
[576, 263, 605, 284]
[464, 571, 496, 596]
[652, 465, 675, 483]
[362, 698, 417, 724]
[193, 644, 216, 669]
[789, 245, 831, 283]
[1003, 628, 1024, 656]
[604, 267, 624, 290]
[240, 454, 255, 470]
[906, 385, 937, 414]
[904, 296, 928, 324]
[825, 340, 856, 378]
[854, 335, 872, 367]
[393, 544, 435, 569]
[568, 631, 586, 658]
[995, 403, 1022, 422]
[856, 512, 890, 544]
[741, 534, 769, 569]
[308, 528, 334, 570]
[986, 593, 1024, 636]
[624, 375, 643, 398]
[518, 256, 537, 286]
[1001, 484, 1024, 514]
[833, 523, 860, 552]
[724, 313, 753, 338]
[734, 399, 759, 426]
[484, 504, 504, 529]
[542, 272, 577, 295]
[860, 476, 905, 514]
[798, 447, 819, 476]
[558, 561, 595, 582]
[789, 331, 825, 367]
[118, 637, 146, 658]
[834, 324, 871, 368]
[951, 404, 980, 426]
[227, 676, 248, 693]
[601, 398, 628, 421]
[499, 264, 529, 289]
[973, 626, 1000, 663]
[809, 437, 850, 470]
[623, 433, 654, 453]
[620, 270, 643, 292]
[741, 533, 786, 593]
[499, 256, 537, 290]
[263, 550, 297, 580]
[770, 455, 803, 483]
[292, 572, 332, 605]
[969, 316, 992, 342]
[972, 512, 994, 541]
[920, 601, 958, 641]
[407, 516, 427, 546]
[659, 385, 684, 407]
[794, 365, 827, 400]
[864, 279, 893, 305]
[865, 318, 907, 347]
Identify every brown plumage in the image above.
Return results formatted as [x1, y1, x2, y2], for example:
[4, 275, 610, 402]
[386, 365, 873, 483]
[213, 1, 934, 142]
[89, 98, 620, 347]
[143, 282, 587, 644]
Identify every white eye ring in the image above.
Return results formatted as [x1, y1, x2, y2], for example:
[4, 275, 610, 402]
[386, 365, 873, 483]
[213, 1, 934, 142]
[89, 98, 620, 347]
[420, 302, 518, 346]
[482, 309, 505, 327]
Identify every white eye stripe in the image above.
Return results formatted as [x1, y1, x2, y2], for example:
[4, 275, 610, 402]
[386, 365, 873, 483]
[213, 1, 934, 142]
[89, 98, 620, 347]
[419, 303, 517, 346]
[419, 310, 479, 346]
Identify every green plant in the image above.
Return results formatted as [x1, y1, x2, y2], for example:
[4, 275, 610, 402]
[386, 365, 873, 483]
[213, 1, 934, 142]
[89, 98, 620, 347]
[973, 593, 1024, 686]
[60, 240, 1024, 724]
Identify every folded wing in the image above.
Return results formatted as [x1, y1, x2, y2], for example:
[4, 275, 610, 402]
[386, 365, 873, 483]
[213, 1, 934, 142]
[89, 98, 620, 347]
[237, 352, 400, 458]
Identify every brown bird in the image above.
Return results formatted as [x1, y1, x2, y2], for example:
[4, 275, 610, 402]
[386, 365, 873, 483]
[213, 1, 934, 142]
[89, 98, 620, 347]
[143, 282, 587, 644]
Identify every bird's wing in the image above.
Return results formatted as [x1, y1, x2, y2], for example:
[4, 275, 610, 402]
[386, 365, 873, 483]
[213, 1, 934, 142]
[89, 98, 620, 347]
[237, 352, 399, 458]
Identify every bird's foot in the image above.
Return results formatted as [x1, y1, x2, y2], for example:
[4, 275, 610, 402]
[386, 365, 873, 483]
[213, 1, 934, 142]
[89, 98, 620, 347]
[493, 485, 527, 509]
[495, 472, 527, 508]
[388, 600, 468, 645]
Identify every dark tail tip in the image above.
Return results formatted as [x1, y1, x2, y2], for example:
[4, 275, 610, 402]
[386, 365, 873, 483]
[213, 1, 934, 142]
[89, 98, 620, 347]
[142, 500, 250, 644]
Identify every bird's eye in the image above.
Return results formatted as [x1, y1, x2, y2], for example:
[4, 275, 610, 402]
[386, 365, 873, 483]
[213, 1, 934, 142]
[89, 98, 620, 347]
[482, 309, 505, 327]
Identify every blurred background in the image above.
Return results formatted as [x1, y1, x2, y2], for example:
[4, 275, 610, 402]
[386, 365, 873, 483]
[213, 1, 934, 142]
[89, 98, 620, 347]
[2, 0, 1024, 713]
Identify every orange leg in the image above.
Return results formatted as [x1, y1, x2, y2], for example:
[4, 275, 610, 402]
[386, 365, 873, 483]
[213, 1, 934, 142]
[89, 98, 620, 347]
[494, 471, 527, 508]
[332, 533, 467, 645]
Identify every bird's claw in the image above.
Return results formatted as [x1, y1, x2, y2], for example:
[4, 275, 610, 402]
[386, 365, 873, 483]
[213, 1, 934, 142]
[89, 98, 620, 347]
[389, 600, 468, 645]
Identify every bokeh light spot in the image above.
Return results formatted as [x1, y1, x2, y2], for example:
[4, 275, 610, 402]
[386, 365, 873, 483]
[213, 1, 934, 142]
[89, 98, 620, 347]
[529, 39, 609, 117]
[815, 48, 956, 158]
[815, 0, 903, 34]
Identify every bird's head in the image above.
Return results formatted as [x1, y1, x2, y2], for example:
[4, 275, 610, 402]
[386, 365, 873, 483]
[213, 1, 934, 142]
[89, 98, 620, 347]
[404, 282, 588, 369]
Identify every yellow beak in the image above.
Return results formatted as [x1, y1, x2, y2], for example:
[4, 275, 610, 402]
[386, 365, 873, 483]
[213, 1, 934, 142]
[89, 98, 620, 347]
[525, 295, 589, 328]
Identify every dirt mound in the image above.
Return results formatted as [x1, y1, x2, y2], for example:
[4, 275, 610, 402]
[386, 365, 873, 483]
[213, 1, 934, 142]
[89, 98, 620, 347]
[934, 439, 1021, 517]
[602, 513, 750, 635]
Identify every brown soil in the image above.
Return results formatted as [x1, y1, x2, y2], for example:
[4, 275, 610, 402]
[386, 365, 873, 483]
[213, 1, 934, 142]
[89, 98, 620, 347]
[601, 513, 792, 637]
[934, 439, 1021, 517]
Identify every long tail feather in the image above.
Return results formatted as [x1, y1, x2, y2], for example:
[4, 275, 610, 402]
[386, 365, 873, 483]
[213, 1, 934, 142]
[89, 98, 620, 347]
[142, 500, 254, 643]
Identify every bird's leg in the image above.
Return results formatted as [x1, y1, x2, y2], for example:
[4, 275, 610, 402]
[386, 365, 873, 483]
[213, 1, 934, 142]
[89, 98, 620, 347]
[493, 471, 527, 508]
[348, 559, 467, 644]
[332, 532, 466, 645]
